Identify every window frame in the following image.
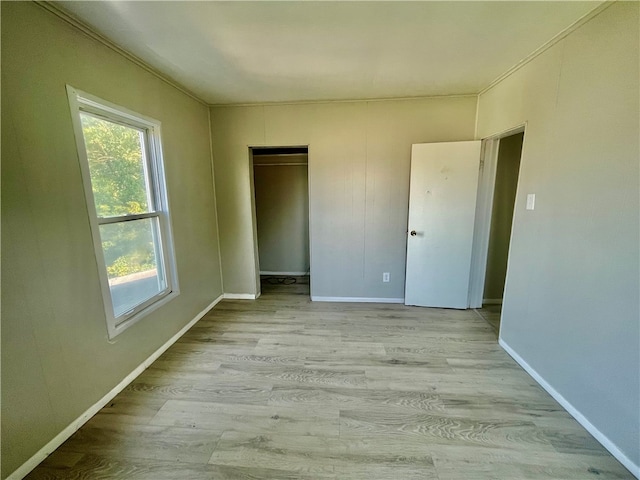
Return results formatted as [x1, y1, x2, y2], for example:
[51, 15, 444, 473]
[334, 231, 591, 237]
[67, 85, 179, 339]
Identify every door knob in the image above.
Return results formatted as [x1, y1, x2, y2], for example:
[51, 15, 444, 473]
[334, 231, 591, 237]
[410, 230, 417, 236]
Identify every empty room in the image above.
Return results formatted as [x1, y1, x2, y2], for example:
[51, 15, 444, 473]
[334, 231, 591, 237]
[2, 1, 638, 479]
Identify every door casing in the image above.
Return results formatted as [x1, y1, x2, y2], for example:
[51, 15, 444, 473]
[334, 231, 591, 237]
[468, 124, 526, 308]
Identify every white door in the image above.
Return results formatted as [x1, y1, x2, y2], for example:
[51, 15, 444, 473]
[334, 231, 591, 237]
[405, 141, 481, 308]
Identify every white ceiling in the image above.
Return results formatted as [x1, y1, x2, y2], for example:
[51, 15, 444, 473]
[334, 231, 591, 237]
[58, 1, 602, 105]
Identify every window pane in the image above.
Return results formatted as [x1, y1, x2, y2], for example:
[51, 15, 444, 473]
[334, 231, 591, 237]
[80, 113, 152, 217]
[100, 217, 167, 318]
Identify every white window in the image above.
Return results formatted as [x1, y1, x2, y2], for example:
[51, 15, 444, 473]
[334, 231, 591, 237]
[67, 86, 179, 338]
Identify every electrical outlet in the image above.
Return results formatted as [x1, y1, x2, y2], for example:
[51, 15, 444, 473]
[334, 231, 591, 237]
[383, 272, 390, 283]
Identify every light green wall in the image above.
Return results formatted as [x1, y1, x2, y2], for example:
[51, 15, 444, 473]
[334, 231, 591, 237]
[254, 156, 309, 274]
[477, 2, 639, 469]
[210, 97, 477, 298]
[7, 0, 636, 476]
[483, 132, 523, 301]
[1, 3, 223, 478]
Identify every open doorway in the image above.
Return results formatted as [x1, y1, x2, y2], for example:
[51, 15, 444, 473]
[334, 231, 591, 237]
[478, 132, 523, 331]
[469, 127, 524, 334]
[250, 146, 310, 297]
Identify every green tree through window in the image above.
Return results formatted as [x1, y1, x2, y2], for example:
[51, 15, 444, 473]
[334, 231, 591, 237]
[80, 114, 149, 217]
[80, 114, 155, 278]
[70, 86, 176, 337]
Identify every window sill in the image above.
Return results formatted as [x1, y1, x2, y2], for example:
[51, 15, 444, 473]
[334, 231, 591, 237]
[107, 288, 180, 341]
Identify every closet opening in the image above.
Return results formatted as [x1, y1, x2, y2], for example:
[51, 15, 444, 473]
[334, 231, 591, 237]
[249, 146, 310, 297]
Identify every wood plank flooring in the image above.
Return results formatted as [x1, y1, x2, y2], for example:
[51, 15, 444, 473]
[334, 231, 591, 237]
[25, 277, 632, 479]
[475, 304, 502, 335]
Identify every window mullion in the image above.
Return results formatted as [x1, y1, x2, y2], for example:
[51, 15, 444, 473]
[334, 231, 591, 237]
[97, 211, 159, 225]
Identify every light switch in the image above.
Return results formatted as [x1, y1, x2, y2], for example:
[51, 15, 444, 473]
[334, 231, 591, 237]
[526, 193, 536, 210]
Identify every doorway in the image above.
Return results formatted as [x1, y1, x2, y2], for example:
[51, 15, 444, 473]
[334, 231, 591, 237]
[469, 128, 524, 333]
[250, 146, 310, 297]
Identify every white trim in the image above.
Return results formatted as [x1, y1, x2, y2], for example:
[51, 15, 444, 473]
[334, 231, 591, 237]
[482, 298, 503, 305]
[37, 0, 608, 109]
[474, 92, 481, 140]
[479, 2, 612, 96]
[254, 163, 308, 167]
[6, 295, 223, 480]
[96, 212, 160, 226]
[468, 138, 498, 308]
[307, 146, 315, 298]
[311, 296, 404, 304]
[249, 144, 312, 300]
[260, 271, 309, 276]
[252, 152, 308, 158]
[210, 93, 477, 109]
[499, 338, 640, 479]
[37, 2, 206, 105]
[67, 86, 181, 339]
[248, 148, 261, 298]
[481, 123, 528, 144]
[223, 293, 258, 300]
[468, 124, 525, 309]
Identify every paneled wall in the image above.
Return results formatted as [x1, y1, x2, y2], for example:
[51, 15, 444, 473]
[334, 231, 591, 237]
[477, 2, 639, 471]
[210, 97, 477, 299]
[1, 3, 223, 477]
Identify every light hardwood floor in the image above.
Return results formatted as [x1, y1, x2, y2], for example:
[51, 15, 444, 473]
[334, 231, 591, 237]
[26, 278, 632, 479]
[475, 304, 502, 334]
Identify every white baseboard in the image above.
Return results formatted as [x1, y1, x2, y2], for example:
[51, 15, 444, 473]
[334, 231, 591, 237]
[7, 294, 224, 480]
[311, 296, 404, 304]
[260, 271, 309, 276]
[499, 337, 639, 478]
[482, 298, 503, 305]
[223, 293, 258, 300]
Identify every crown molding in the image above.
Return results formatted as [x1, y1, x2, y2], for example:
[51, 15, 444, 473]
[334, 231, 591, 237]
[35, 0, 614, 109]
[35, 1, 207, 106]
[479, 1, 614, 96]
[209, 93, 478, 109]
